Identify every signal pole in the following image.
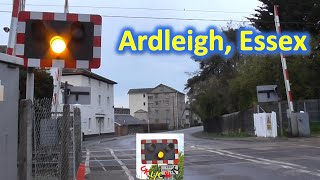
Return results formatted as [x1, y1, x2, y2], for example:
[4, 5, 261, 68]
[64, 0, 69, 13]
[53, 0, 69, 116]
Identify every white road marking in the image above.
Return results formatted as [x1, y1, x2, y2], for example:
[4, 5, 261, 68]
[190, 144, 320, 177]
[299, 145, 320, 149]
[94, 157, 107, 171]
[107, 148, 134, 180]
[112, 149, 136, 151]
[85, 149, 91, 175]
[298, 169, 311, 173]
[218, 149, 307, 169]
[86, 150, 110, 153]
[206, 149, 270, 165]
[89, 158, 134, 162]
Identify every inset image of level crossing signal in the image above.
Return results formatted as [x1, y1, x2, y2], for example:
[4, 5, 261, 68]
[136, 133, 184, 180]
[15, 11, 102, 69]
[141, 139, 179, 165]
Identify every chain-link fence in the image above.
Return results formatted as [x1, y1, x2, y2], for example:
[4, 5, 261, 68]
[32, 98, 82, 180]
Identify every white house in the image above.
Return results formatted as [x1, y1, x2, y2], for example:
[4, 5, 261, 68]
[57, 69, 117, 136]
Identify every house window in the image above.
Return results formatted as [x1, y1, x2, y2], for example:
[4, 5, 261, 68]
[155, 101, 158, 105]
[164, 98, 169, 105]
[155, 94, 158, 99]
[166, 109, 170, 114]
[166, 118, 170, 124]
[88, 118, 91, 129]
[155, 110, 159, 114]
[148, 103, 154, 108]
[98, 95, 101, 105]
[107, 97, 110, 104]
[143, 102, 146, 106]
[148, 96, 153, 99]
[143, 94, 145, 98]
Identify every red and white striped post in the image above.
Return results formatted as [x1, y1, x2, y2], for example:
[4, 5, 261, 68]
[6, 0, 21, 55]
[53, 0, 68, 110]
[274, 5, 294, 113]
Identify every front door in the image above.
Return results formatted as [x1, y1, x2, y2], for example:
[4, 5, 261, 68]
[96, 117, 104, 135]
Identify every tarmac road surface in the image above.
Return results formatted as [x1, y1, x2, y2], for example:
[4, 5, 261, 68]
[83, 126, 320, 180]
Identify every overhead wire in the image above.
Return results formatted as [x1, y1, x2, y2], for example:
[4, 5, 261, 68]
[0, 3, 318, 25]
[0, 3, 253, 14]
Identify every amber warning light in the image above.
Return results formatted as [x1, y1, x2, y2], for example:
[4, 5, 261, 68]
[50, 36, 66, 54]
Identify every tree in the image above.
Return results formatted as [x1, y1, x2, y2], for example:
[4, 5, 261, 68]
[187, 3, 320, 127]
[19, 68, 53, 100]
[0, 46, 53, 100]
[247, 0, 320, 101]
[186, 27, 240, 120]
[248, 0, 320, 35]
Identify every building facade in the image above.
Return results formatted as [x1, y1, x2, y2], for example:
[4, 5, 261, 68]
[59, 69, 117, 136]
[128, 84, 189, 129]
[128, 88, 152, 116]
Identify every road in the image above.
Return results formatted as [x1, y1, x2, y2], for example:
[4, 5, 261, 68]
[82, 127, 320, 180]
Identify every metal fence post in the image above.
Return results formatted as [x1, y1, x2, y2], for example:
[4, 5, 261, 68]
[72, 121, 76, 180]
[60, 104, 70, 180]
[18, 99, 33, 180]
[278, 101, 283, 136]
[74, 107, 81, 178]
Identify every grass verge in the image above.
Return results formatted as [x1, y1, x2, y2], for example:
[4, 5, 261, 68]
[310, 122, 320, 135]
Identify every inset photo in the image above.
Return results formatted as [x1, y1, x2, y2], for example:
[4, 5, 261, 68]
[136, 133, 184, 180]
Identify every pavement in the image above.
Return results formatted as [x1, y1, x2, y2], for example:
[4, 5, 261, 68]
[82, 126, 320, 180]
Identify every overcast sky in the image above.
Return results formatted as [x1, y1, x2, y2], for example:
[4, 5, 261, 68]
[0, 0, 261, 107]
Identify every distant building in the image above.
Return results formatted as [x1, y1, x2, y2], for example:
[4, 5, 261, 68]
[128, 88, 153, 116]
[134, 109, 148, 122]
[57, 69, 117, 136]
[128, 84, 189, 130]
[114, 107, 130, 115]
[114, 109, 145, 136]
